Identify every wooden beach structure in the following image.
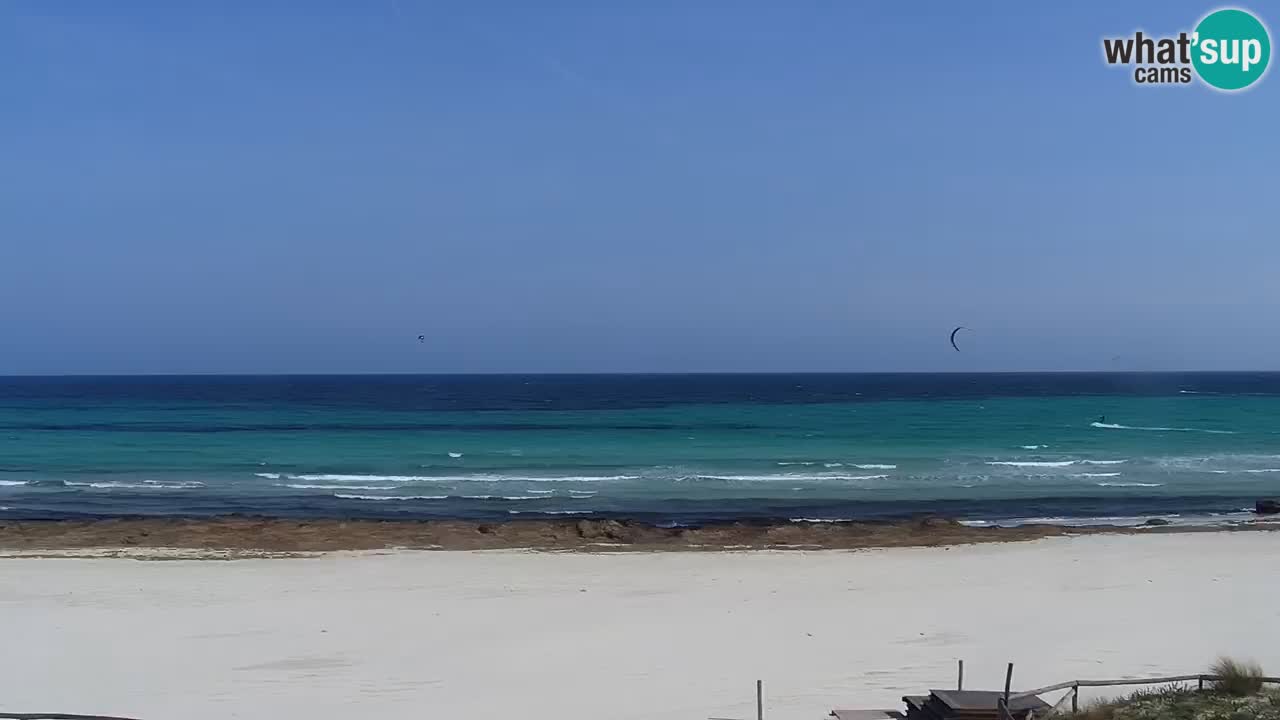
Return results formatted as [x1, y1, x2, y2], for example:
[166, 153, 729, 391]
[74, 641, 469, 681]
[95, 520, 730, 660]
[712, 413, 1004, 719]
[900, 690, 1048, 720]
[829, 688, 1048, 720]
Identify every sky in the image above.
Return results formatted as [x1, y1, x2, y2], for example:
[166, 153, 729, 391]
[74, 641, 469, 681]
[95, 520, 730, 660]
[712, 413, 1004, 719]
[1, 1, 1276, 374]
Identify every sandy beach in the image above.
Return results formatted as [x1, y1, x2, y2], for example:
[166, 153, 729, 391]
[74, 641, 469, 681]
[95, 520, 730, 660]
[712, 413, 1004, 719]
[2, 531, 1278, 720]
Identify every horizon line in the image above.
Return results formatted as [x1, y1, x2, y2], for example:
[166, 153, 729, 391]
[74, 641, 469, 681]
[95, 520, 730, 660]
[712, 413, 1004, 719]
[4, 369, 1280, 379]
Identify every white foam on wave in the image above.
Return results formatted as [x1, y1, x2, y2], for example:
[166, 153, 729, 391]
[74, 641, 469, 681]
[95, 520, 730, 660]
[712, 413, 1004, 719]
[67, 481, 205, 490]
[1020, 445, 1047, 450]
[1246, 469, 1280, 474]
[854, 464, 897, 470]
[698, 473, 888, 482]
[1080, 460, 1127, 465]
[448, 452, 463, 458]
[283, 483, 399, 491]
[1096, 481, 1163, 487]
[507, 509, 592, 515]
[517, 475, 639, 483]
[292, 474, 421, 483]
[288, 473, 639, 484]
[0, 480, 26, 486]
[987, 461, 1075, 468]
[824, 462, 843, 468]
[333, 494, 449, 501]
[333, 493, 544, 501]
[1091, 422, 1236, 434]
[1074, 472, 1122, 478]
[254, 472, 282, 480]
[458, 495, 542, 501]
[526, 489, 555, 495]
[1011, 515, 1175, 527]
[776, 461, 817, 466]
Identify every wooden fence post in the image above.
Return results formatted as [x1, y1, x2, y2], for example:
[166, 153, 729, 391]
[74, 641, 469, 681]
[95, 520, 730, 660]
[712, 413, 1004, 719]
[1071, 685, 1079, 714]
[1004, 663, 1014, 704]
[757, 679, 763, 720]
[958, 660, 965, 691]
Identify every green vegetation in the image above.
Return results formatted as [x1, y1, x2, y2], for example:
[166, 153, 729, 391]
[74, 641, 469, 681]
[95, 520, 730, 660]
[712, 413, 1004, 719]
[1211, 657, 1267, 697]
[1069, 659, 1275, 720]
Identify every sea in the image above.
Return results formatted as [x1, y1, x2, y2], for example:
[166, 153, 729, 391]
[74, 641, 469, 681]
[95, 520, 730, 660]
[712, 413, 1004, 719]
[2, 373, 1279, 527]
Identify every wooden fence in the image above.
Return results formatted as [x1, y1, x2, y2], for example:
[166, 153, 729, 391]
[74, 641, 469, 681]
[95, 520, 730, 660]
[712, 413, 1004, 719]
[1013, 673, 1280, 715]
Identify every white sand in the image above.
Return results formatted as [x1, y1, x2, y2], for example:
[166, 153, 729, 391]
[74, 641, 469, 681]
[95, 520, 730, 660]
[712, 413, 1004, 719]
[2, 532, 1277, 720]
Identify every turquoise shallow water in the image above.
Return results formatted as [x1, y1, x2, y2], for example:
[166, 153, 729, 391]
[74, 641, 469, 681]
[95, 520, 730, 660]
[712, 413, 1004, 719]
[2, 374, 1279, 525]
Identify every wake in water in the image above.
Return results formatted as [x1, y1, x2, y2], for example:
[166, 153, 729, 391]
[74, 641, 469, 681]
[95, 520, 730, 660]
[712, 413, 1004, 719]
[1091, 421, 1236, 434]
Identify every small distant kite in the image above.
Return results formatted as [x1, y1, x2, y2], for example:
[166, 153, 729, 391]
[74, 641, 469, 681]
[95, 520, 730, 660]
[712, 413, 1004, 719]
[950, 326, 969, 352]
[417, 335, 425, 343]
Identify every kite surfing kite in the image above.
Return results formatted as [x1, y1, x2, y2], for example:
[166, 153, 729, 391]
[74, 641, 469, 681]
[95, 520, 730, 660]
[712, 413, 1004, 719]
[418, 335, 425, 343]
[949, 326, 969, 352]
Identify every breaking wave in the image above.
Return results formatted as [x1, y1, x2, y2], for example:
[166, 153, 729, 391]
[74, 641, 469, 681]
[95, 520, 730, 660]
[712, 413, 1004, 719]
[65, 481, 205, 490]
[286, 473, 639, 484]
[284, 483, 399, 491]
[697, 473, 888, 482]
[333, 494, 449, 501]
[987, 461, 1075, 468]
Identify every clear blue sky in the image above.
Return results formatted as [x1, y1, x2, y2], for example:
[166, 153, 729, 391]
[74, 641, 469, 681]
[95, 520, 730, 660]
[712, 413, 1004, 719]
[1, 1, 1276, 374]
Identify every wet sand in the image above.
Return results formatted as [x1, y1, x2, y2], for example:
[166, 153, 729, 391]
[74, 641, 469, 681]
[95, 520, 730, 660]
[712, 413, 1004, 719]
[2, 515, 1270, 554]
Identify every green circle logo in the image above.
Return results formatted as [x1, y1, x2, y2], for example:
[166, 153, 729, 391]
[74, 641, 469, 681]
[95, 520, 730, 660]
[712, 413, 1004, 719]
[1192, 8, 1271, 91]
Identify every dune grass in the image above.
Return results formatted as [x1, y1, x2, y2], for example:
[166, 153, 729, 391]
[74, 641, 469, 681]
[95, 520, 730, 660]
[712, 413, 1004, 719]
[1070, 683, 1196, 720]
[1065, 658, 1273, 720]
[1211, 657, 1266, 697]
